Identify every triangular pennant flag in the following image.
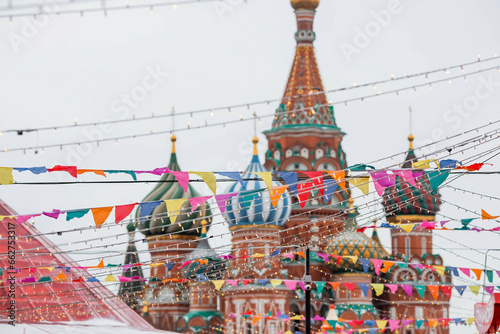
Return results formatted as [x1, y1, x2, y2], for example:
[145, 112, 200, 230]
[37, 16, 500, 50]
[215, 193, 236, 214]
[433, 265, 445, 277]
[169, 171, 189, 192]
[54, 272, 68, 282]
[0, 167, 14, 185]
[325, 170, 347, 191]
[369, 171, 396, 196]
[428, 319, 438, 328]
[440, 159, 460, 168]
[284, 280, 297, 290]
[302, 171, 324, 195]
[415, 285, 426, 298]
[380, 261, 395, 273]
[270, 279, 283, 288]
[426, 170, 450, 191]
[297, 182, 313, 208]
[358, 283, 370, 297]
[469, 285, 481, 295]
[376, 320, 387, 330]
[138, 201, 162, 221]
[348, 177, 369, 195]
[460, 267, 471, 277]
[165, 199, 186, 222]
[386, 284, 398, 294]
[215, 172, 245, 189]
[91, 207, 113, 228]
[211, 280, 225, 290]
[329, 282, 341, 290]
[191, 172, 217, 194]
[278, 172, 298, 196]
[256, 279, 269, 286]
[239, 190, 262, 209]
[344, 255, 358, 264]
[399, 224, 416, 233]
[371, 283, 384, 296]
[226, 280, 238, 287]
[76, 169, 106, 177]
[47, 165, 77, 178]
[189, 196, 212, 214]
[482, 209, 499, 220]
[485, 286, 495, 295]
[401, 284, 413, 297]
[298, 281, 306, 291]
[388, 320, 400, 332]
[371, 259, 383, 275]
[486, 270, 494, 283]
[471, 268, 482, 281]
[252, 314, 263, 325]
[455, 285, 466, 295]
[269, 185, 288, 208]
[428, 285, 440, 300]
[66, 209, 90, 221]
[415, 319, 424, 328]
[393, 170, 418, 187]
[114, 203, 136, 223]
[359, 258, 370, 273]
[441, 285, 452, 298]
[252, 172, 273, 189]
[105, 274, 116, 282]
[412, 159, 438, 169]
[467, 317, 475, 326]
[316, 282, 326, 295]
[323, 178, 338, 203]
[343, 283, 355, 292]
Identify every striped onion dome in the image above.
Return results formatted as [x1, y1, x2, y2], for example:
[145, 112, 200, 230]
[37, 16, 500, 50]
[224, 136, 291, 227]
[136, 135, 211, 236]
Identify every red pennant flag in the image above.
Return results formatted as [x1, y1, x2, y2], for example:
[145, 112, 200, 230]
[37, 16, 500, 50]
[343, 282, 355, 292]
[297, 182, 313, 208]
[241, 279, 252, 286]
[115, 203, 137, 223]
[48, 165, 77, 178]
[441, 285, 452, 298]
[456, 163, 488, 171]
[302, 171, 324, 195]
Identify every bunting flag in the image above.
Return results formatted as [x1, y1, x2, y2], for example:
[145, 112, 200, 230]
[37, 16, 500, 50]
[388, 320, 400, 332]
[316, 282, 326, 295]
[91, 207, 113, 228]
[440, 159, 460, 168]
[252, 172, 273, 189]
[441, 285, 452, 298]
[105, 274, 116, 282]
[359, 258, 370, 273]
[138, 201, 162, 221]
[211, 280, 225, 290]
[370, 170, 396, 196]
[358, 283, 370, 297]
[469, 285, 481, 295]
[428, 285, 440, 300]
[215, 171, 245, 189]
[343, 282, 355, 292]
[47, 165, 78, 178]
[481, 209, 499, 220]
[189, 196, 212, 213]
[278, 172, 298, 196]
[371, 283, 384, 296]
[348, 177, 369, 195]
[269, 185, 288, 208]
[371, 259, 383, 275]
[297, 182, 313, 208]
[455, 286, 466, 296]
[66, 209, 89, 221]
[386, 284, 398, 294]
[457, 163, 487, 171]
[17, 214, 41, 224]
[329, 282, 341, 290]
[284, 280, 297, 290]
[165, 199, 186, 222]
[171, 171, 190, 192]
[471, 268, 482, 280]
[14, 167, 47, 174]
[380, 261, 394, 273]
[302, 171, 324, 195]
[427, 170, 450, 191]
[0, 167, 14, 185]
[77, 169, 107, 177]
[412, 159, 438, 169]
[43, 209, 63, 219]
[215, 193, 236, 214]
[270, 279, 283, 288]
[190, 172, 217, 194]
[325, 170, 347, 191]
[114, 203, 137, 223]
[401, 285, 413, 297]
[376, 320, 387, 330]
[323, 178, 338, 203]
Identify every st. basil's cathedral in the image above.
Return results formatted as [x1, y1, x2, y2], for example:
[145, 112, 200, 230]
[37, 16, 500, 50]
[118, 1, 450, 333]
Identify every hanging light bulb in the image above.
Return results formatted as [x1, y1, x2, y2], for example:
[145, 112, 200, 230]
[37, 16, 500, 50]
[150, 6, 154, 14]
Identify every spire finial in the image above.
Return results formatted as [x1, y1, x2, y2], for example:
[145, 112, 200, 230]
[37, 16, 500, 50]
[171, 107, 176, 153]
[408, 106, 414, 150]
[252, 112, 259, 156]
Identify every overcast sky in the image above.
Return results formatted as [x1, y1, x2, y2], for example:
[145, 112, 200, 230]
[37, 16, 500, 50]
[1, 1, 500, 332]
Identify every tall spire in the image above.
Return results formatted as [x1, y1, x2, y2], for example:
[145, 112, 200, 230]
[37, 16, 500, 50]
[252, 112, 259, 156]
[271, 0, 338, 129]
[402, 107, 416, 168]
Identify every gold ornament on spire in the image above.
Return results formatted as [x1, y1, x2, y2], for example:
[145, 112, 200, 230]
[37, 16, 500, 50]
[171, 134, 177, 153]
[291, 0, 320, 10]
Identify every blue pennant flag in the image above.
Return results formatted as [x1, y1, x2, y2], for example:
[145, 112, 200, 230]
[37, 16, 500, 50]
[359, 258, 370, 273]
[365, 320, 376, 327]
[165, 263, 175, 271]
[87, 277, 99, 282]
[14, 167, 48, 174]
[195, 274, 209, 282]
[447, 266, 459, 276]
[256, 279, 269, 286]
[368, 328, 378, 334]
[270, 248, 280, 256]
[139, 201, 162, 221]
[215, 172, 246, 189]
[358, 283, 370, 297]
[455, 285, 467, 295]
[439, 159, 460, 169]
[323, 178, 338, 203]
[278, 172, 298, 197]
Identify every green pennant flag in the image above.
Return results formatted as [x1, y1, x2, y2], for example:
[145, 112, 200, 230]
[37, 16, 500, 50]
[327, 320, 337, 328]
[427, 170, 450, 191]
[486, 270, 494, 283]
[104, 170, 137, 180]
[316, 282, 326, 295]
[415, 319, 425, 328]
[415, 285, 426, 298]
[347, 163, 375, 171]
[240, 189, 265, 209]
[38, 276, 52, 282]
[106, 264, 120, 267]
[66, 209, 90, 221]
[460, 218, 475, 230]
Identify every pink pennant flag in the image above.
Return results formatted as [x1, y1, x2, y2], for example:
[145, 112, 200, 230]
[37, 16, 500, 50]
[43, 209, 63, 219]
[386, 284, 398, 294]
[302, 171, 324, 196]
[370, 171, 396, 196]
[313, 315, 325, 321]
[421, 220, 436, 229]
[230, 313, 237, 318]
[485, 286, 495, 295]
[171, 171, 189, 192]
[440, 220, 450, 227]
[388, 320, 400, 332]
[215, 193, 237, 214]
[152, 167, 170, 175]
[282, 253, 294, 259]
[401, 284, 413, 297]
[122, 264, 134, 271]
[189, 196, 212, 213]
[177, 260, 192, 269]
[460, 268, 471, 277]
[284, 280, 297, 290]
[118, 276, 132, 282]
[17, 214, 41, 224]
[371, 259, 383, 275]
[226, 280, 238, 287]
[317, 253, 330, 262]
[394, 170, 418, 187]
[402, 319, 414, 327]
[299, 281, 305, 291]
[496, 271, 500, 279]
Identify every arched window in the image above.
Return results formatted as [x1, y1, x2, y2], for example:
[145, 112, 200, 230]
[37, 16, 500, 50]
[273, 151, 281, 161]
[301, 148, 309, 159]
[315, 148, 323, 159]
[286, 149, 292, 158]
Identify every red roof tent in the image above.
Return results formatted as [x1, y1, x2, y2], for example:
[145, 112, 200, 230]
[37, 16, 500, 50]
[0, 199, 153, 329]
[475, 293, 500, 333]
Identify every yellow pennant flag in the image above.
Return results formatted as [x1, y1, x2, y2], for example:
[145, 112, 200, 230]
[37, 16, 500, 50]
[150, 262, 164, 267]
[348, 177, 369, 195]
[252, 172, 273, 189]
[105, 275, 116, 282]
[344, 255, 358, 264]
[0, 167, 14, 185]
[165, 199, 186, 223]
[190, 172, 217, 195]
[47, 267, 55, 273]
[91, 207, 113, 229]
[400, 223, 416, 233]
[376, 320, 387, 330]
[469, 285, 481, 295]
[252, 253, 265, 258]
[467, 317, 475, 326]
[270, 279, 283, 288]
[269, 185, 288, 208]
[433, 265, 445, 277]
[211, 280, 225, 290]
[371, 283, 385, 296]
[285, 331, 294, 334]
[412, 159, 438, 169]
[289, 315, 302, 321]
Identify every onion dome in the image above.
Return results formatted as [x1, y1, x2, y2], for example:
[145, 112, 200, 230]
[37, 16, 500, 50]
[224, 136, 291, 227]
[137, 135, 211, 236]
[382, 135, 441, 217]
[325, 199, 385, 273]
[176, 310, 224, 333]
[291, 0, 320, 10]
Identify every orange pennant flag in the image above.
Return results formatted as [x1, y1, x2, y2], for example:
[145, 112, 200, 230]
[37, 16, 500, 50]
[54, 272, 68, 282]
[329, 282, 341, 290]
[298, 251, 306, 259]
[428, 285, 440, 300]
[471, 268, 482, 280]
[269, 185, 288, 208]
[252, 314, 263, 325]
[380, 261, 395, 274]
[91, 207, 113, 229]
[77, 169, 107, 177]
[325, 170, 347, 191]
[482, 209, 499, 220]
[428, 319, 438, 328]
[96, 258, 104, 268]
